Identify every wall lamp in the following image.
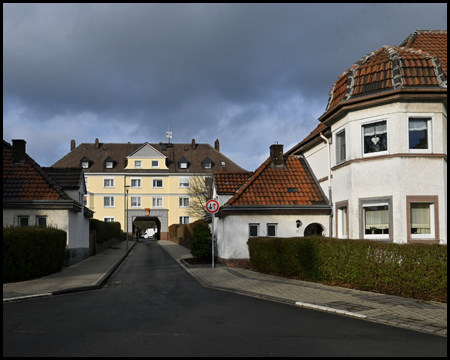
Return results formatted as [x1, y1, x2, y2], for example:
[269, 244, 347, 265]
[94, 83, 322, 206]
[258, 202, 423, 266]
[296, 220, 302, 228]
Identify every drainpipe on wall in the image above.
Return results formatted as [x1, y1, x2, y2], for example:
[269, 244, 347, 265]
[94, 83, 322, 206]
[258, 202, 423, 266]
[320, 132, 333, 237]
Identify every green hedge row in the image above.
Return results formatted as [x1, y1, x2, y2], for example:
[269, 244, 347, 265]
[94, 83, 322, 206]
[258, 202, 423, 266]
[89, 218, 121, 243]
[248, 236, 447, 301]
[3, 226, 67, 283]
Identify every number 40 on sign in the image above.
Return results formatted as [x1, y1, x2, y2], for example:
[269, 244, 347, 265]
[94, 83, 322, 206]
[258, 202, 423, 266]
[206, 199, 219, 214]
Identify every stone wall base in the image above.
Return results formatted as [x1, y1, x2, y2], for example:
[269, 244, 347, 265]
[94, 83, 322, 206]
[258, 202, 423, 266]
[217, 257, 251, 268]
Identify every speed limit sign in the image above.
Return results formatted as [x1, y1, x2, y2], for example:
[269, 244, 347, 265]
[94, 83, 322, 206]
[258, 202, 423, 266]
[206, 199, 219, 214]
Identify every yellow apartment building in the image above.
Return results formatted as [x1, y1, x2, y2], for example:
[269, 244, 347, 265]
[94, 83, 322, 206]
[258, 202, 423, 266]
[52, 138, 247, 239]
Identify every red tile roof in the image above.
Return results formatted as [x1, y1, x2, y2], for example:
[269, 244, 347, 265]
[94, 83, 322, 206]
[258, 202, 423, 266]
[3, 149, 71, 201]
[325, 30, 447, 114]
[213, 171, 253, 194]
[226, 156, 327, 206]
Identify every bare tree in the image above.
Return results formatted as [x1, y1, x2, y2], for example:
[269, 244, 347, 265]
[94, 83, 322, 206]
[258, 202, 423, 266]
[185, 175, 212, 219]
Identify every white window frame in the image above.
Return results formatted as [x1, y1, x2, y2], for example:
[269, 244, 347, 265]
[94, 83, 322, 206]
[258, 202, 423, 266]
[336, 201, 348, 239]
[407, 196, 439, 242]
[179, 162, 188, 169]
[407, 114, 433, 154]
[180, 216, 190, 224]
[362, 201, 390, 240]
[221, 161, 226, 166]
[82, 161, 89, 169]
[36, 216, 47, 227]
[361, 117, 389, 158]
[204, 162, 212, 169]
[153, 178, 163, 188]
[134, 160, 142, 168]
[267, 223, 277, 237]
[249, 223, 259, 237]
[106, 161, 113, 169]
[85, 176, 88, 188]
[152, 197, 163, 208]
[179, 197, 190, 208]
[131, 178, 142, 188]
[179, 177, 190, 188]
[104, 196, 115, 208]
[130, 196, 141, 208]
[104, 217, 115, 222]
[151, 160, 159, 168]
[103, 177, 115, 188]
[335, 128, 346, 165]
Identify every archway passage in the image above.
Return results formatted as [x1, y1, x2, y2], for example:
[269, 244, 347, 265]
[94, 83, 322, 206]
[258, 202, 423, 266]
[133, 216, 161, 240]
[304, 223, 325, 236]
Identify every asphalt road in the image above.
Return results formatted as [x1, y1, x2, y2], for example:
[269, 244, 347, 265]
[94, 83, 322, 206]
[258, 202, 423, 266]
[3, 241, 447, 357]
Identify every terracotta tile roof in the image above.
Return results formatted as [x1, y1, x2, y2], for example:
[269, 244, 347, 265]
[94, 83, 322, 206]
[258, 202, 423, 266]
[53, 141, 248, 173]
[400, 30, 447, 74]
[3, 149, 71, 201]
[42, 167, 84, 190]
[226, 156, 327, 206]
[325, 30, 447, 114]
[213, 171, 253, 194]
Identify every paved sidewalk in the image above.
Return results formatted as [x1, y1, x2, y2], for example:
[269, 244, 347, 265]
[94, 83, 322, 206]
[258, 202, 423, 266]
[157, 240, 447, 337]
[3, 240, 136, 302]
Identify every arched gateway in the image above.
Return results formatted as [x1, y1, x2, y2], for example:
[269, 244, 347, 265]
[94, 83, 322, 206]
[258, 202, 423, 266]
[126, 209, 169, 240]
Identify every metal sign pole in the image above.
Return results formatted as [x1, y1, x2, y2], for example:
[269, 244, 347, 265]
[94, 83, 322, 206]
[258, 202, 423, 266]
[212, 212, 215, 268]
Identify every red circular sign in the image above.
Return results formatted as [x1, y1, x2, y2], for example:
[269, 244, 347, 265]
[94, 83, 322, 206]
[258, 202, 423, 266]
[206, 199, 220, 214]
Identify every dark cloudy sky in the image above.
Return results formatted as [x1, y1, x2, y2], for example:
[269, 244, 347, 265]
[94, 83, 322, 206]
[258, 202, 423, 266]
[3, 3, 447, 171]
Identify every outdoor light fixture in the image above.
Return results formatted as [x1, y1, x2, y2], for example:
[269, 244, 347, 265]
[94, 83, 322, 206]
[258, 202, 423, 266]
[296, 220, 302, 228]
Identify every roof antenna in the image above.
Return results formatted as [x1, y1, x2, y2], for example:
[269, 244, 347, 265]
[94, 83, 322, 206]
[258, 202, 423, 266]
[166, 126, 172, 144]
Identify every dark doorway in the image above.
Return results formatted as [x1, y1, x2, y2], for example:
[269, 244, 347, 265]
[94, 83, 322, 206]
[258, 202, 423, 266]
[304, 223, 325, 236]
[132, 216, 161, 240]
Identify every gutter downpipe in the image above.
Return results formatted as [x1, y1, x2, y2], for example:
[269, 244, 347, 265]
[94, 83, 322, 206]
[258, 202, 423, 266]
[320, 132, 333, 237]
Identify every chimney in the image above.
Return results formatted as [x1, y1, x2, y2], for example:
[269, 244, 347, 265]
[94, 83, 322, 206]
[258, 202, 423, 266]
[95, 138, 99, 149]
[12, 139, 26, 163]
[270, 142, 284, 168]
[191, 139, 196, 149]
[214, 139, 220, 152]
[71, 139, 76, 151]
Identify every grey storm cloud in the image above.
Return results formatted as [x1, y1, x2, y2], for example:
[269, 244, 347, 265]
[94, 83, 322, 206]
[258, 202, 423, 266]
[3, 3, 447, 169]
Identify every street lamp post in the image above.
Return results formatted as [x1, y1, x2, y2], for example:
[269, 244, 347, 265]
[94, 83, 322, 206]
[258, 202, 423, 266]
[125, 185, 130, 250]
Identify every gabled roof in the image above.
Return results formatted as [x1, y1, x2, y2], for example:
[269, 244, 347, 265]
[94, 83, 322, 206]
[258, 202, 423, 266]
[41, 167, 84, 191]
[53, 141, 248, 173]
[225, 156, 328, 206]
[213, 171, 253, 195]
[3, 148, 72, 201]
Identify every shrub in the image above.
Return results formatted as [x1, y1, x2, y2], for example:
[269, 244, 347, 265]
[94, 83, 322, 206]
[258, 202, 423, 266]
[248, 236, 447, 301]
[190, 222, 212, 260]
[3, 226, 67, 283]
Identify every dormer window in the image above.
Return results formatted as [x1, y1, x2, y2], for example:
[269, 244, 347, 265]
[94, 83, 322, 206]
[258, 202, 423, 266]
[178, 156, 189, 169]
[135, 160, 142, 168]
[80, 156, 90, 169]
[104, 156, 115, 169]
[202, 157, 213, 169]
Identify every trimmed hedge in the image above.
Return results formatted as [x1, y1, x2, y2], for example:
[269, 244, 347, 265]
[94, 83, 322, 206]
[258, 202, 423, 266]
[89, 218, 121, 243]
[3, 226, 67, 283]
[248, 236, 447, 301]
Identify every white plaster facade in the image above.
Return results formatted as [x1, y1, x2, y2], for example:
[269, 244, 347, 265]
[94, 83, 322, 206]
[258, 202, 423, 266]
[216, 213, 330, 259]
[301, 101, 447, 245]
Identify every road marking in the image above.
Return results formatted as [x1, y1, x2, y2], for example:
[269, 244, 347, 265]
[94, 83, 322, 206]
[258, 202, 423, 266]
[295, 301, 368, 318]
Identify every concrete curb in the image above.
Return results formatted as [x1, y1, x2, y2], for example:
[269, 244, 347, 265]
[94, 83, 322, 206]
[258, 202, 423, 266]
[180, 258, 226, 268]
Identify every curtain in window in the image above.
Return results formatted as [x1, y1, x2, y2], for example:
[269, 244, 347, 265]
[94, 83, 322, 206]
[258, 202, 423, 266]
[409, 119, 428, 131]
[363, 121, 387, 153]
[411, 203, 431, 234]
[364, 205, 389, 230]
